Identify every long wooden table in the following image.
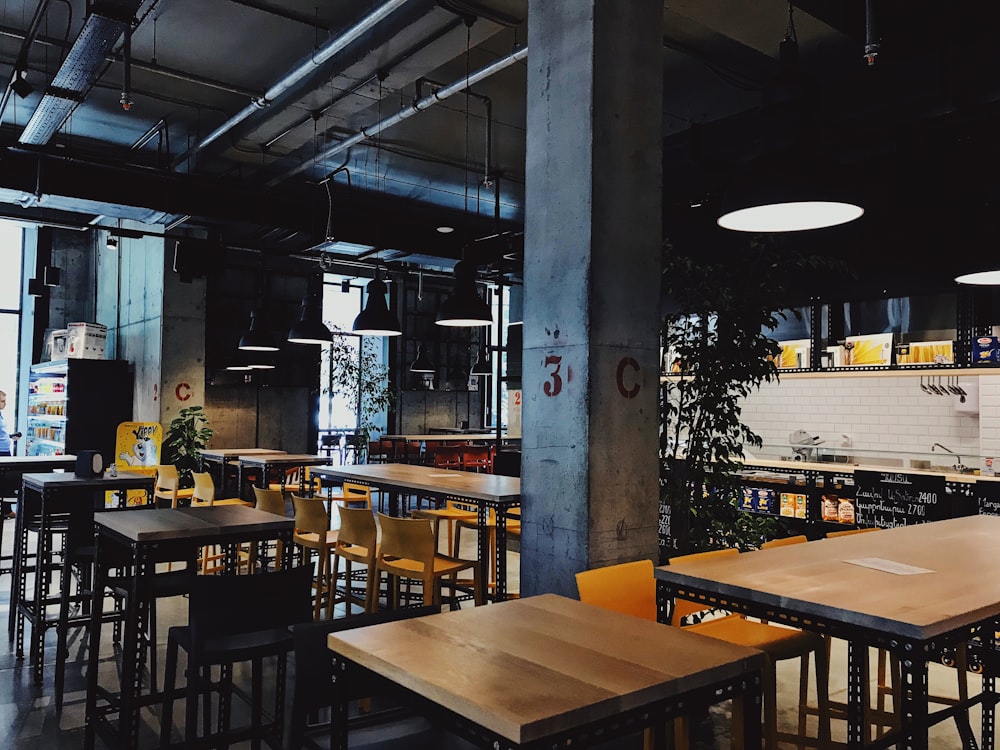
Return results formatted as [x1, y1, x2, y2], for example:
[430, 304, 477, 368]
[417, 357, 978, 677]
[379, 433, 521, 462]
[198, 448, 286, 496]
[84, 505, 294, 750]
[327, 593, 765, 748]
[235, 452, 328, 500]
[655, 516, 1000, 750]
[311, 462, 521, 601]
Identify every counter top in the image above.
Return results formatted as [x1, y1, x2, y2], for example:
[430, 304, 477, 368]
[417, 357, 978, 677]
[739, 456, 999, 484]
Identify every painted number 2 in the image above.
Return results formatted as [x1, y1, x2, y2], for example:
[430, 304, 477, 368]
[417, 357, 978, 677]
[543, 355, 563, 397]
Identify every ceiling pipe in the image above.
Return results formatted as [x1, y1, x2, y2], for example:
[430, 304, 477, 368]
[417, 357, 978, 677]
[0, 0, 53, 121]
[171, 0, 412, 169]
[277, 44, 527, 184]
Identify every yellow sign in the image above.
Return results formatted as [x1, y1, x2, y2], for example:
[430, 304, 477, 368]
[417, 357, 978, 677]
[108, 422, 162, 507]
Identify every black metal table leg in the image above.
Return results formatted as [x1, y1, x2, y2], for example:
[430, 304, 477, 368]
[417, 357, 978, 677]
[898, 642, 930, 750]
[846, 639, 870, 748]
[494, 503, 508, 601]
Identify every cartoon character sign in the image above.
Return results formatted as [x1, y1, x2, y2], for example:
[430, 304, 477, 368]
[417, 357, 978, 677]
[116, 422, 162, 467]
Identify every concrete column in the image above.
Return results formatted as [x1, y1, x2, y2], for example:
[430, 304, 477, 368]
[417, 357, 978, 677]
[521, 0, 663, 596]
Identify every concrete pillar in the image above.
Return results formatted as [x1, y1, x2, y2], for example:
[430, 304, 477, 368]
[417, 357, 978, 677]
[521, 0, 663, 596]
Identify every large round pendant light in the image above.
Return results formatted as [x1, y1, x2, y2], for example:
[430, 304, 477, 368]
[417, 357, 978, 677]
[287, 292, 333, 344]
[436, 261, 492, 327]
[717, 152, 864, 233]
[352, 277, 401, 336]
[238, 310, 279, 351]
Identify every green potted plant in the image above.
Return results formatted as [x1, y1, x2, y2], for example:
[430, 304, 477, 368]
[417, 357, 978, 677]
[324, 326, 395, 461]
[660, 238, 837, 557]
[162, 404, 214, 488]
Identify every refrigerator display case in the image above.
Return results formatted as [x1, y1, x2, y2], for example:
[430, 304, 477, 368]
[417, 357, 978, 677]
[26, 360, 133, 463]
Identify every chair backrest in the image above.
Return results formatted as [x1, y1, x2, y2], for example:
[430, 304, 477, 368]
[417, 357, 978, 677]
[461, 445, 491, 471]
[575, 560, 656, 621]
[342, 481, 372, 508]
[432, 446, 462, 469]
[188, 564, 313, 645]
[761, 534, 808, 549]
[253, 486, 287, 517]
[292, 493, 329, 536]
[191, 471, 215, 504]
[377, 513, 435, 570]
[826, 527, 880, 538]
[154, 464, 180, 507]
[335, 506, 377, 553]
[667, 548, 739, 626]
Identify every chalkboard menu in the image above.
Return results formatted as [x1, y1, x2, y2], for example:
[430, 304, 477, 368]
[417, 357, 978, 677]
[854, 470, 948, 527]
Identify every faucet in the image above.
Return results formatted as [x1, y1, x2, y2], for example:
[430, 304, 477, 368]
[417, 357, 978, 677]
[931, 443, 966, 472]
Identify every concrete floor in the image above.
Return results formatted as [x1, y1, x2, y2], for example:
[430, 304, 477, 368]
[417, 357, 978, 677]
[0, 507, 982, 749]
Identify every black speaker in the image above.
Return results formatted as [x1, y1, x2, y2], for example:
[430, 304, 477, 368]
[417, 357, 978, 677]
[75, 450, 104, 479]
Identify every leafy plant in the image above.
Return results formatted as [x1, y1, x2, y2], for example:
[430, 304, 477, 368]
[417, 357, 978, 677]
[162, 405, 214, 488]
[324, 326, 395, 456]
[660, 237, 837, 558]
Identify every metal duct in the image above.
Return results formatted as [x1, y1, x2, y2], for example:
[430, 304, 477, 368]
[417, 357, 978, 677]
[170, 0, 412, 168]
[19, 5, 139, 146]
[277, 44, 528, 184]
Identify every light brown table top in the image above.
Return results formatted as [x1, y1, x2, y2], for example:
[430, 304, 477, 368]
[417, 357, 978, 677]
[656, 515, 1000, 641]
[199, 448, 287, 459]
[311, 462, 520, 503]
[94, 504, 292, 543]
[327, 593, 763, 744]
[236, 453, 328, 467]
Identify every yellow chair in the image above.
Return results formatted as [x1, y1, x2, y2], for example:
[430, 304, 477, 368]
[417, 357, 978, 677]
[340, 481, 372, 509]
[760, 534, 808, 549]
[826, 527, 880, 538]
[189, 471, 252, 508]
[454, 506, 521, 594]
[292, 493, 338, 619]
[153, 465, 194, 508]
[668, 551, 831, 750]
[330, 506, 379, 615]
[374, 513, 483, 609]
[248, 487, 287, 572]
[410, 500, 477, 557]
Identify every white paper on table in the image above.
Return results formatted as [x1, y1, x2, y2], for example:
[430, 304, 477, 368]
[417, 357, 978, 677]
[844, 557, 934, 576]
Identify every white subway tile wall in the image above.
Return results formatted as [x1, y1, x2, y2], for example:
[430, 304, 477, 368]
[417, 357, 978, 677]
[738, 373, 1000, 472]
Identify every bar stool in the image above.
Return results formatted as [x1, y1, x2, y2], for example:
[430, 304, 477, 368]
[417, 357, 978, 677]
[330, 506, 379, 615]
[291, 493, 338, 619]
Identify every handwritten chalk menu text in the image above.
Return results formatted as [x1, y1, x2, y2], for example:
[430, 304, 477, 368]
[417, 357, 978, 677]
[854, 470, 947, 527]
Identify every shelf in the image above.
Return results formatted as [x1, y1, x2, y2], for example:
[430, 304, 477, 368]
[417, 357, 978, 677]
[28, 414, 66, 422]
[27, 438, 65, 449]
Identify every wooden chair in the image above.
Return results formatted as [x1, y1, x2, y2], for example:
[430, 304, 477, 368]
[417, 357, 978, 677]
[153, 464, 193, 508]
[249, 486, 287, 572]
[340, 481, 372, 509]
[460, 444, 492, 472]
[330, 506, 379, 615]
[454, 505, 520, 593]
[190, 472, 252, 574]
[292, 493, 338, 619]
[374, 513, 483, 609]
[668, 551, 831, 750]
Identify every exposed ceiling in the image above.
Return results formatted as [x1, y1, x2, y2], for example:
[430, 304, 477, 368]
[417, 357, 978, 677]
[0, 0, 998, 296]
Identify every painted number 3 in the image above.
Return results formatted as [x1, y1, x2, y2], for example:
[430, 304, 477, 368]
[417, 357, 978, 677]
[543, 355, 563, 397]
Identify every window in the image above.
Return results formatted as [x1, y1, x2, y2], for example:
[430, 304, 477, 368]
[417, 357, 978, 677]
[0, 222, 23, 433]
[319, 275, 363, 433]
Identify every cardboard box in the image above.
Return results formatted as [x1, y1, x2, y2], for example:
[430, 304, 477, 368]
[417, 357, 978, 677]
[66, 322, 107, 359]
[44, 328, 68, 361]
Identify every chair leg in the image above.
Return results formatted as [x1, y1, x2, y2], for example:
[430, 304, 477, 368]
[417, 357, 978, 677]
[159, 637, 179, 747]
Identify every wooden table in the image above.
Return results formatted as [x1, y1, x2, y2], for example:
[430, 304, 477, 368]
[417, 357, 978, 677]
[235, 452, 328, 500]
[10, 471, 154, 682]
[0, 454, 76, 574]
[311, 462, 521, 601]
[83, 504, 294, 750]
[327, 593, 764, 749]
[655, 516, 1000, 750]
[198, 448, 286, 495]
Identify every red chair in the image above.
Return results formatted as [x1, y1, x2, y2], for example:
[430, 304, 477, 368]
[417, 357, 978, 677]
[461, 445, 491, 472]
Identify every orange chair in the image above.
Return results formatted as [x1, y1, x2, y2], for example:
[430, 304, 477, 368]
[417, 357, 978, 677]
[454, 506, 520, 594]
[292, 494, 338, 619]
[374, 513, 483, 609]
[460, 444, 491, 472]
[190, 471, 253, 574]
[330, 506, 379, 615]
[153, 465, 194, 508]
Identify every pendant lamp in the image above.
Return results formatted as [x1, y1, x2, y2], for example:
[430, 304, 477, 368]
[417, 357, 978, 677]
[287, 292, 333, 344]
[717, 150, 864, 233]
[409, 344, 436, 373]
[436, 260, 492, 327]
[225, 350, 254, 371]
[470, 342, 491, 375]
[955, 270, 1000, 285]
[238, 310, 279, 351]
[352, 275, 402, 336]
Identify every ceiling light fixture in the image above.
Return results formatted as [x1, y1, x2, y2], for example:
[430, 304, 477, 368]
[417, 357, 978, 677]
[436, 225, 455, 233]
[238, 310, 279, 351]
[436, 261, 492, 327]
[717, 144, 864, 232]
[352, 272, 402, 336]
[287, 291, 333, 344]
[955, 270, 1000, 285]
[470, 340, 491, 375]
[409, 344, 436, 373]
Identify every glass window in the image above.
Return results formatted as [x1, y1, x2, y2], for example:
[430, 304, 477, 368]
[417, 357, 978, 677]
[320, 275, 363, 434]
[0, 221, 23, 443]
[0, 222, 23, 309]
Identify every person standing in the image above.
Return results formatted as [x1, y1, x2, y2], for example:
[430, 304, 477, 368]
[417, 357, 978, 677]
[0, 390, 20, 519]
